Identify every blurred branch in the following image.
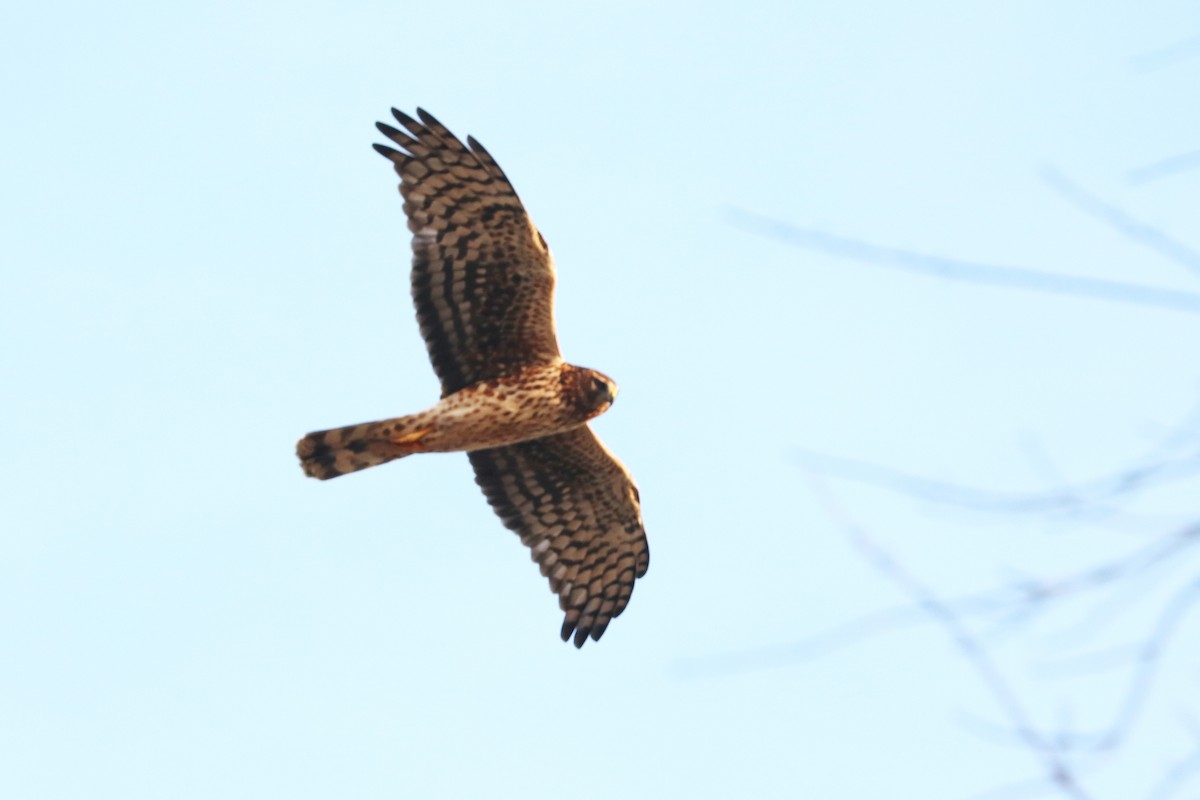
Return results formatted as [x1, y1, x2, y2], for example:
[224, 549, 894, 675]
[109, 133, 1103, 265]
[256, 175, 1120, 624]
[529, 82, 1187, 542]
[676, 525, 1199, 680]
[681, 468, 1197, 796]
[805, 474, 1094, 800]
[727, 208, 1200, 316]
[789, 446, 1200, 515]
[734, 96, 1200, 794]
[1128, 150, 1200, 186]
[674, 584, 1031, 679]
[1045, 577, 1200, 754]
[1038, 167, 1200, 278]
[969, 773, 1092, 800]
[1131, 33, 1200, 71]
[1150, 713, 1200, 800]
[1031, 528, 1200, 648]
[1018, 526, 1199, 624]
[938, 561, 1200, 765]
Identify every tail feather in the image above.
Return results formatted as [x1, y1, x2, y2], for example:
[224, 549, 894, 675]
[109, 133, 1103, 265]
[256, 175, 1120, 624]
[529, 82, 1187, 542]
[296, 417, 425, 480]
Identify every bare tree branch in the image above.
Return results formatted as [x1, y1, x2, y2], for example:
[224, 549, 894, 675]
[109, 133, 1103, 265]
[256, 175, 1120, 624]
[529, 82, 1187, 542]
[952, 569, 1200, 762]
[1128, 150, 1200, 186]
[1149, 713, 1200, 800]
[1131, 33, 1200, 71]
[1031, 531, 1200, 650]
[789, 446, 1200, 516]
[726, 208, 1200, 316]
[676, 524, 1199, 680]
[1038, 167, 1200, 278]
[1058, 578, 1200, 754]
[804, 474, 1095, 800]
[968, 773, 1091, 800]
[674, 585, 1033, 679]
[733, 86, 1200, 793]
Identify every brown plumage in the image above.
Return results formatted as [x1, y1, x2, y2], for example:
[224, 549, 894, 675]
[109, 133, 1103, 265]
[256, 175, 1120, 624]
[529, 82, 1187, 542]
[296, 108, 648, 647]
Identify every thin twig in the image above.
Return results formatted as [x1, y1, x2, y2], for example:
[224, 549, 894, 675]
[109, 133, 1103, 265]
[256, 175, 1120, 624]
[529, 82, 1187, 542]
[1039, 166, 1200, 278]
[1033, 527, 1200, 649]
[673, 588, 1025, 679]
[993, 577, 1200, 756]
[727, 208, 1200, 316]
[1131, 33, 1200, 71]
[789, 446, 1200, 515]
[676, 525, 1200, 681]
[1128, 150, 1200, 185]
[804, 474, 1094, 799]
[1149, 712, 1200, 800]
[1075, 579, 1200, 753]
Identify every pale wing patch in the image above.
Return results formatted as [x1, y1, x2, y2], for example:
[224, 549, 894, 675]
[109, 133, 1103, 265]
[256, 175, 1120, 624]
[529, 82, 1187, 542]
[413, 226, 438, 247]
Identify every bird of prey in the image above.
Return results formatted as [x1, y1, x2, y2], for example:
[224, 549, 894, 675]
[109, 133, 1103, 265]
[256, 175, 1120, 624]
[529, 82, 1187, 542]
[296, 108, 649, 647]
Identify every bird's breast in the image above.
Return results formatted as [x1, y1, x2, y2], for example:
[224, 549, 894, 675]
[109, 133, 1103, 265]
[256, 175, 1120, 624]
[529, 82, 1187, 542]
[423, 363, 589, 452]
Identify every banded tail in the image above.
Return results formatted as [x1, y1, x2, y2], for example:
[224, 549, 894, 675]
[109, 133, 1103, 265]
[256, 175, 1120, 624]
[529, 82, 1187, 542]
[296, 417, 430, 480]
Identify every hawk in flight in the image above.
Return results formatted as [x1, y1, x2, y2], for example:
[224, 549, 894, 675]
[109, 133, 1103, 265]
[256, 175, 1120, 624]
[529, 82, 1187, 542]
[296, 108, 649, 647]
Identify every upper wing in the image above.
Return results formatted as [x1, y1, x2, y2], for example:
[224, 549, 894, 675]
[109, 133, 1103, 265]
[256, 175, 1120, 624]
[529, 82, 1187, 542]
[374, 108, 561, 396]
[468, 426, 650, 647]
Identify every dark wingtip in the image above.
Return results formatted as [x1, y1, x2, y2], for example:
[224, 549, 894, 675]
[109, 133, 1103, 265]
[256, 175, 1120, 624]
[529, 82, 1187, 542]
[573, 627, 589, 648]
[416, 107, 441, 128]
[372, 142, 397, 158]
[466, 134, 490, 155]
[560, 618, 575, 643]
[391, 107, 418, 127]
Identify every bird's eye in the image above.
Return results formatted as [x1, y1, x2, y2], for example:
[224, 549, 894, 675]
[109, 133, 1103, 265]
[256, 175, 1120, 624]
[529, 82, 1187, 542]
[591, 378, 608, 395]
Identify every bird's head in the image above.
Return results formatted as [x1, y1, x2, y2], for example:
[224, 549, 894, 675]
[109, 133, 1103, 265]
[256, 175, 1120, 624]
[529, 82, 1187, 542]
[568, 366, 619, 420]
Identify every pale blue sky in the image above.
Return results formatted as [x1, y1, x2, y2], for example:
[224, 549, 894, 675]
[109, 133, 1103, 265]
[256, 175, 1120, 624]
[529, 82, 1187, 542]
[3, 2, 1199, 798]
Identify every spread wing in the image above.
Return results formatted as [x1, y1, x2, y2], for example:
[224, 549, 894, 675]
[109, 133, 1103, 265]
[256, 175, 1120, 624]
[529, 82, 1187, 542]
[374, 108, 560, 396]
[468, 427, 650, 647]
